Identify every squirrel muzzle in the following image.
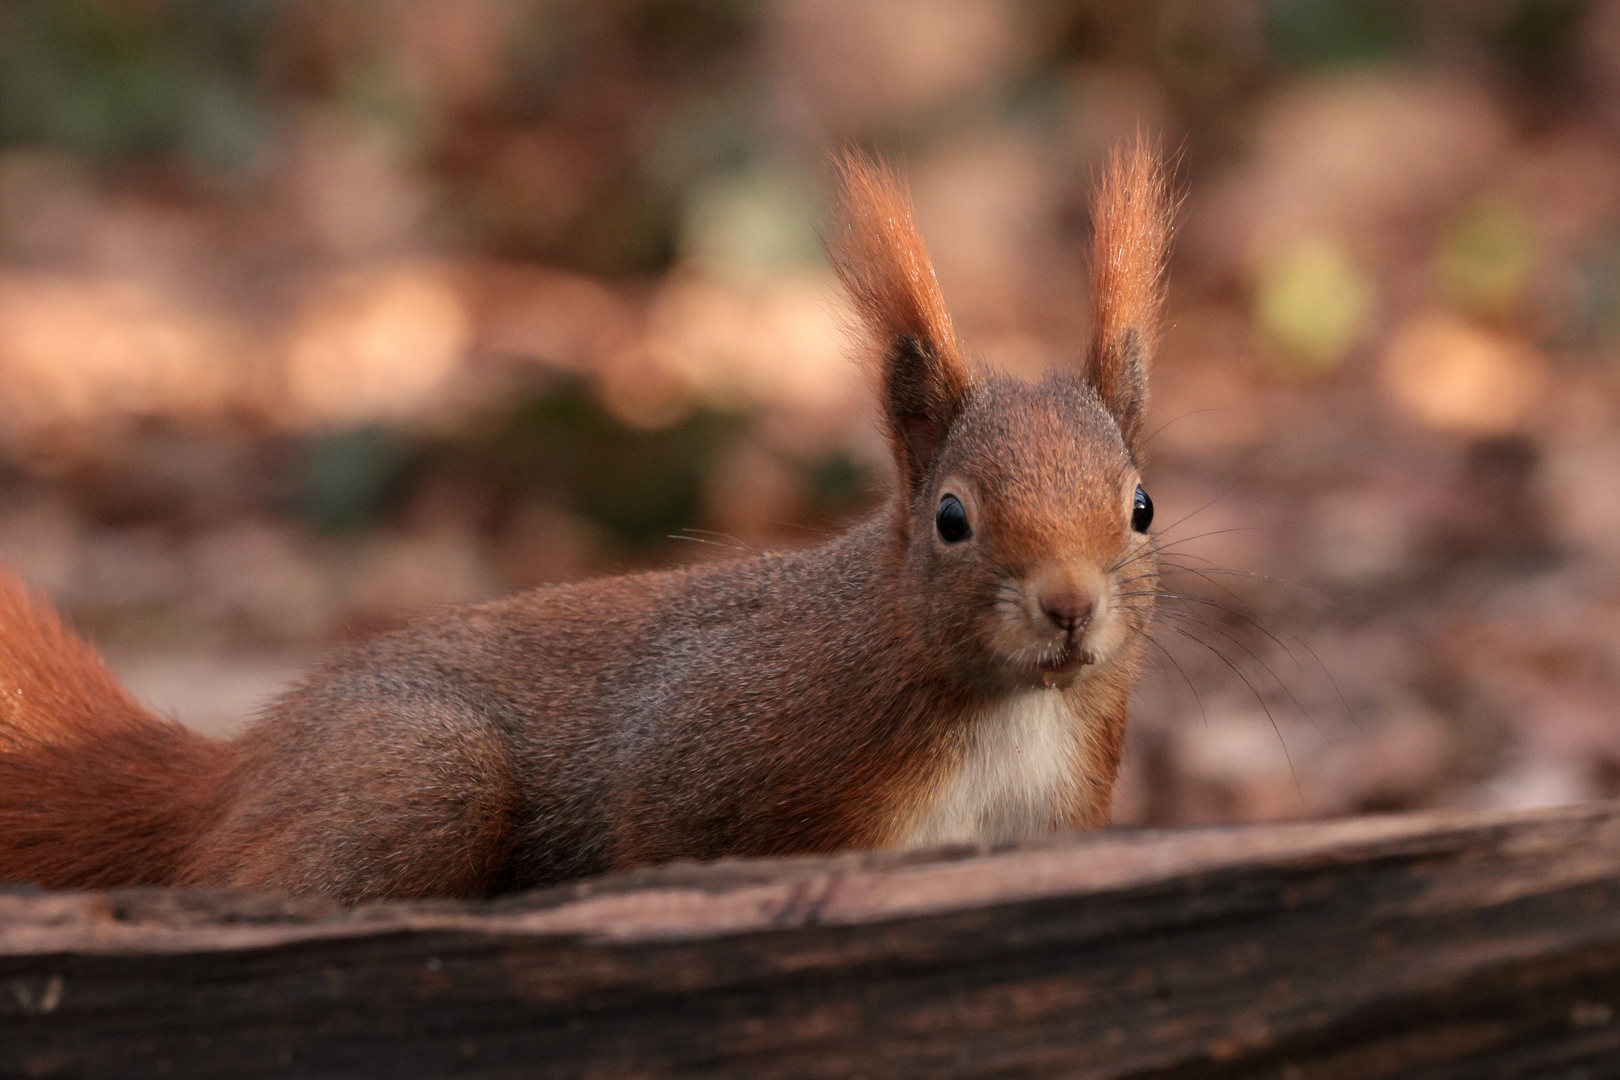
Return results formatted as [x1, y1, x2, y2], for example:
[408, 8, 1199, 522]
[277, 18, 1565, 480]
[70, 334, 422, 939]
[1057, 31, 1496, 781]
[989, 559, 1122, 688]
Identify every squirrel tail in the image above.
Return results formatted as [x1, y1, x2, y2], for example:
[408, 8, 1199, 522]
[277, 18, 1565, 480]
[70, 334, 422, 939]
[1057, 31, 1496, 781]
[0, 571, 233, 889]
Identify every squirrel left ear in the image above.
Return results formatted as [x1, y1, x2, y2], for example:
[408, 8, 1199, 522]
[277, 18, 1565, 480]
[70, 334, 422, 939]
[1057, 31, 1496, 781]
[829, 153, 971, 498]
[1085, 139, 1172, 457]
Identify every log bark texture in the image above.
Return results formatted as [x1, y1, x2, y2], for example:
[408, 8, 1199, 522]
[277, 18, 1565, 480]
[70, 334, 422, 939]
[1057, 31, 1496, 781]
[5, 803, 1620, 1078]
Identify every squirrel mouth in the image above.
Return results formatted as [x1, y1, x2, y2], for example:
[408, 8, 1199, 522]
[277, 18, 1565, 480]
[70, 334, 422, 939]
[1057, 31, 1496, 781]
[1037, 640, 1098, 686]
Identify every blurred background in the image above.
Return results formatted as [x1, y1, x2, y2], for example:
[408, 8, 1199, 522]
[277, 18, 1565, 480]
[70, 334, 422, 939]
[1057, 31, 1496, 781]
[1, 0, 1618, 826]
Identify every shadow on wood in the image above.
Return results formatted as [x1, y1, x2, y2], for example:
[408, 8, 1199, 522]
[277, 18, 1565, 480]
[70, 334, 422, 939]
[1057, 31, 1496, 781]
[4, 803, 1620, 1078]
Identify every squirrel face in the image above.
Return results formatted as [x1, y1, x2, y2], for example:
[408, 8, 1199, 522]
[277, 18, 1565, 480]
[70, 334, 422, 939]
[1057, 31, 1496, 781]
[830, 143, 1170, 698]
[906, 373, 1156, 692]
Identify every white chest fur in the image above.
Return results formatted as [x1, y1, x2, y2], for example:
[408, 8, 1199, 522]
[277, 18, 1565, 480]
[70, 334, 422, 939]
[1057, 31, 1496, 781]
[898, 689, 1078, 849]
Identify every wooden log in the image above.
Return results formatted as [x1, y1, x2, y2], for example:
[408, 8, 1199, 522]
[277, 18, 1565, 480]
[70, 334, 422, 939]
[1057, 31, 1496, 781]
[4, 802, 1620, 1078]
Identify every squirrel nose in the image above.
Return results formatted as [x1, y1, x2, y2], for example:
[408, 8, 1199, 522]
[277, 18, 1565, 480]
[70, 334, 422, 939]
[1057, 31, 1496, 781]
[1040, 590, 1095, 636]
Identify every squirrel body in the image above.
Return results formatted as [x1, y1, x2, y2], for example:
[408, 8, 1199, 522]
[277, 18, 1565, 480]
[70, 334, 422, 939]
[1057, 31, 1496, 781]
[0, 143, 1171, 903]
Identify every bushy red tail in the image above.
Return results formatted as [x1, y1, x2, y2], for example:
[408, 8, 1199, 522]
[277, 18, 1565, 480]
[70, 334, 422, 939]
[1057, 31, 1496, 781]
[0, 572, 233, 889]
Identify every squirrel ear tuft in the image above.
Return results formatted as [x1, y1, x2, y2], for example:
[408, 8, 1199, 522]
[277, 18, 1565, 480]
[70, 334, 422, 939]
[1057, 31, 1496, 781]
[829, 152, 970, 496]
[1086, 137, 1172, 456]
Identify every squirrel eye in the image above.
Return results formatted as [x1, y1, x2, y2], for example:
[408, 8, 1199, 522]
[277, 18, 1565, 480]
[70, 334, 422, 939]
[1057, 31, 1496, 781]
[1131, 486, 1153, 533]
[936, 494, 972, 543]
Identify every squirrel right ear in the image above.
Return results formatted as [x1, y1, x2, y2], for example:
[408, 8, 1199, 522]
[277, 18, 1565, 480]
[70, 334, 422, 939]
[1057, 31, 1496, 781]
[1085, 139, 1172, 458]
[830, 153, 970, 497]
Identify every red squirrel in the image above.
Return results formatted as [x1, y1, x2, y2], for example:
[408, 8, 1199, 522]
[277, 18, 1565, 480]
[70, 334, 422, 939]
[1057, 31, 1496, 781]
[0, 142, 1171, 904]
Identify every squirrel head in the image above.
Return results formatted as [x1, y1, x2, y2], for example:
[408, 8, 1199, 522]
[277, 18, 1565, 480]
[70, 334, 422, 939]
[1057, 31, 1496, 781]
[831, 141, 1171, 693]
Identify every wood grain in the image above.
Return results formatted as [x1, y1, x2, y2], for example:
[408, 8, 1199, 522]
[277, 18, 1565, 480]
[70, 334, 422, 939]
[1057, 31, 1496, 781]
[5, 803, 1620, 1078]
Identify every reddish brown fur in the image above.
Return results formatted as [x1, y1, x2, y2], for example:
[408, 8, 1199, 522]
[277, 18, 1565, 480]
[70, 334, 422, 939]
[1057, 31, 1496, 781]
[1088, 137, 1173, 452]
[830, 154, 973, 499]
[0, 574, 233, 888]
[0, 146, 1171, 902]
[830, 153, 965, 373]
